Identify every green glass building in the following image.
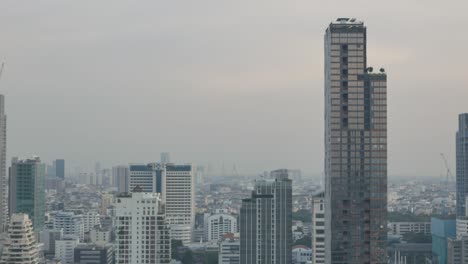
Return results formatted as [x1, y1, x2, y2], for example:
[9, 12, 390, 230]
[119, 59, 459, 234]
[9, 156, 46, 231]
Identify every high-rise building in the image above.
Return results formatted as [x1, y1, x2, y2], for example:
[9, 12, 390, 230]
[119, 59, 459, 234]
[204, 209, 237, 242]
[129, 163, 195, 243]
[161, 152, 171, 163]
[311, 192, 325, 264]
[9, 156, 46, 231]
[55, 235, 80, 264]
[112, 166, 129, 193]
[432, 217, 456, 264]
[456, 113, 468, 216]
[219, 235, 240, 264]
[324, 18, 387, 264]
[240, 169, 292, 264]
[40, 228, 63, 258]
[82, 211, 101, 233]
[53, 212, 84, 241]
[114, 192, 171, 264]
[0, 214, 40, 264]
[55, 159, 65, 179]
[0, 95, 6, 233]
[74, 243, 114, 264]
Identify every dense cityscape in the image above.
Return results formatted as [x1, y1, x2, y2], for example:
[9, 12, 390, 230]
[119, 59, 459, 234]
[0, 12, 467, 264]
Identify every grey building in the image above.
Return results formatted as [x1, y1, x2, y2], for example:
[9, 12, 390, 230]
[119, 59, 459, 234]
[240, 169, 292, 264]
[0, 95, 6, 233]
[112, 166, 129, 193]
[74, 243, 114, 264]
[55, 159, 65, 179]
[457, 113, 468, 216]
[324, 18, 387, 264]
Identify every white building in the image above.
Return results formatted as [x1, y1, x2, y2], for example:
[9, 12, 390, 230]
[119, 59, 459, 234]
[82, 211, 101, 233]
[219, 237, 240, 264]
[53, 212, 84, 241]
[311, 192, 325, 264]
[204, 210, 237, 242]
[0, 214, 40, 264]
[129, 163, 195, 244]
[292, 245, 312, 264]
[55, 235, 79, 264]
[90, 228, 112, 244]
[389, 222, 431, 235]
[115, 192, 171, 264]
[40, 228, 63, 257]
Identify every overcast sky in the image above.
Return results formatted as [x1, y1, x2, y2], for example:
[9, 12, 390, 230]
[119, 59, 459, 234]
[1, 1, 467, 176]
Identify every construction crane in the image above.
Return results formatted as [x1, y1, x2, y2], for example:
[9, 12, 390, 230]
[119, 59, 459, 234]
[441, 153, 454, 194]
[0, 62, 4, 80]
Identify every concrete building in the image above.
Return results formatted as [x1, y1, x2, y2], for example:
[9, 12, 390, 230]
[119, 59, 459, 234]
[292, 245, 312, 264]
[40, 228, 64, 258]
[240, 169, 292, 264]
[55, 159, 65, 179]
[82, 211, 101, 233]
[311, 192, 325, 264]
[55, 235, 79, 264]
[457, 113, 468, 216]
[204, 210, 237, 242]
[0, 95, 6, 233]
[90, 228, 112, 244]
[53, 212, 84, 241]
[74, 243, 114, 264]
[324, 18, 387, 264]
[390, 222, 431, 235]
[100, 193, 113, 216]
[129, 163, 195, 244]
[0, 214, 40, 264]
[432, 217, 456, 264]
[161, 152, 171, 163]
[219, 236, 240, 264]
[112, 166, 129, 193]
[9, 156, 46, 231]
[115, 192, 171, 264]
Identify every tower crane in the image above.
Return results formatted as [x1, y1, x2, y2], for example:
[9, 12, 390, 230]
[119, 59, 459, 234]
[0, 62, 4, 80]
[440, 153, 454, 193]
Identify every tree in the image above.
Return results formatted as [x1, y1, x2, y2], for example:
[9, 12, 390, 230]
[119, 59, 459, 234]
[294, 235, 312, 248]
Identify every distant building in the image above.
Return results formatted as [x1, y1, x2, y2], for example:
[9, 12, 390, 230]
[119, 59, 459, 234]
[53, 212, 84, 241]
[115, 192, 171, 264]
[9, 156, 46, 231]
[311, 192, 325, 264]
[457, 113, 468, 216]
[112, 166, 129, 193]
[90, 227, 112, 244]
[204, 210, 237, 242]
[219, 236, 240, 264]
[0, 214, 40, 264]
[55, 235, 79, 264]
[100, 193, 113, 216]
[161, 152, 171, 163]
[292, 245, 312, 264]
[82, 211, 101, 233]
[240, 169, 292, 264]
[390, 222, 431, 236]
[55, 159, 65, 179]
[0, 95, 7, 233]
[40, 229, 64, 258]
[74, 243, 114, 264]
[388, 243, 432, 264]
[432, 217, 456, 264]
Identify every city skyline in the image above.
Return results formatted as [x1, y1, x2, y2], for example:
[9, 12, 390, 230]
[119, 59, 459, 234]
[1, 1, 467, 176]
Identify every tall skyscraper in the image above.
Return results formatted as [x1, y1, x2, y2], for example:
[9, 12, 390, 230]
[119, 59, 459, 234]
[311, 191, 325, 264]
[240, 169, 292, 264]
[0, 95, 6, 233]
[0, 214, 40, 264]
[112, 165, 129, 193]
[9, 156, 46, 231]
[114, 192, 171, 264]
[456, 113, 468, 216]
[129, 163, 195, 244]
[324, 18, 387, 263]
[55, 159, 65, 179]
[161, 152, 170, 163]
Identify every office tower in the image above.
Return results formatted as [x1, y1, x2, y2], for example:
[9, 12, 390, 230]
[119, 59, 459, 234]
[55, 159, 65, 179]
[432, 217, 456, 264]
[457, 113, 468, 216]
[219, 234, 240, 264]
[161, 152, 171, 163]
[9, 156, 46, 231]
[82, 211, 101, 233]
[53, 212, 84, 241]
[112, 166, 129, 193]
[129, 163, 195, 244]
[74, 244, 114, 264]
[204, 209, 237, 242]
[240, 169, 292, 264]
[324, 18, 387, 264]
[40, 229, 63, 258]
[311, 191, 325, 264]
[0, 214, 40, 264]
[114, 192, 171, 264]
[55, 235, 79, 264]
[0, 95, 6, 233]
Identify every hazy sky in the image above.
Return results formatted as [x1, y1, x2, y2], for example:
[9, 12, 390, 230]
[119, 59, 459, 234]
[1, 1, 467, 176]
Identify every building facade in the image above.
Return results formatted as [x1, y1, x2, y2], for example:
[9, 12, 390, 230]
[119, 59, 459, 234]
[53, 211, 84, 241]
[74, 243, 114, 264]
[55, 159, 65, 179]
[115, 192, 171, 264]
[311, 192, 325, 264]
[457, 113, 468, 216]
[0, 214, 40, 264]
[112, 166, 129, 193]
[389, 222, 431, 236]
[240, 169, 292, 264]
[0, 95, 6, 233]
[432, 217, 456, 264]
[219, 238, 240, 264]
[324, 18, 387, 264]
[55, 235, 79, 264]
[9, 156, 46, 231]
[292, 245, 313, 264]
[204, 210, 237, 242]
